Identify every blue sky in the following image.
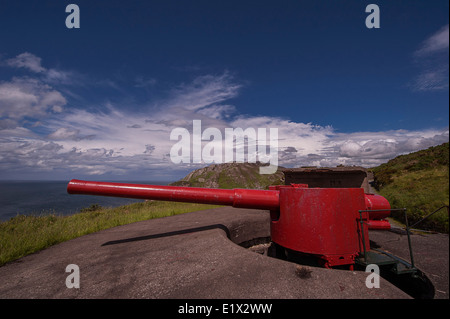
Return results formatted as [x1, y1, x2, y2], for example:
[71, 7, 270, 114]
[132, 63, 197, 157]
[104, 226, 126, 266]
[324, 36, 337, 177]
[0, 0, 448, 181]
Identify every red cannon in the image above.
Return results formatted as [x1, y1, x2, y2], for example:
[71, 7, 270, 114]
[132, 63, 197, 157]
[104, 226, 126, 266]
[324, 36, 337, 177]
[67, 179, 391, 269]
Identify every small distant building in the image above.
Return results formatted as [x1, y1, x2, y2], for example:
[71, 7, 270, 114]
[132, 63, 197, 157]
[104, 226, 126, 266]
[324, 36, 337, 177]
[282, 166, 371, 193]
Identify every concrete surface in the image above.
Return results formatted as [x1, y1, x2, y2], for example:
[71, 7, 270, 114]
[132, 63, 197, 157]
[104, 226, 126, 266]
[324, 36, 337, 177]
[0, 206, 445, 299]
[369, 228, 449, 299]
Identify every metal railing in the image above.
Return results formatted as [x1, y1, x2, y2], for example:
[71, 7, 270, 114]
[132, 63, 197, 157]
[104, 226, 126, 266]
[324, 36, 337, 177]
[358, 208, 408, 264]
[408, 205, 449, 230]
[359, 205, 449, 271]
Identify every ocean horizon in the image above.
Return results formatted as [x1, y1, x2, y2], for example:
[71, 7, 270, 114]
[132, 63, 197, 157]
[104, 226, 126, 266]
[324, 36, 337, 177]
[0, 180, 171, 222]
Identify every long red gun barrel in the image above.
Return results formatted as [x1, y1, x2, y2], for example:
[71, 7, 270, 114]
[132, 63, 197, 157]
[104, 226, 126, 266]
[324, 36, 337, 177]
[67, 179, 390, 220]
[67, 179, 280, 211]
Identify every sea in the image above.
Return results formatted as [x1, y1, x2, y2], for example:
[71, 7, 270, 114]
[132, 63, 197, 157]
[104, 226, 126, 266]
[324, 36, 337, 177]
[0, 180, 169, 222]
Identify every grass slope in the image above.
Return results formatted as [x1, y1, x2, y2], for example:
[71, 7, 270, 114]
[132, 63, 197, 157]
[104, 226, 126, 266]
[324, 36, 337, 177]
[370, 143, 449, 233]
[0, 201, 220, 266]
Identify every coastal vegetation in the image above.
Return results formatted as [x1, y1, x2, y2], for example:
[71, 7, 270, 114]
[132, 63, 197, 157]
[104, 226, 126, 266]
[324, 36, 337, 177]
[0, 201, 219, 266]
[370, 142, 449, 233]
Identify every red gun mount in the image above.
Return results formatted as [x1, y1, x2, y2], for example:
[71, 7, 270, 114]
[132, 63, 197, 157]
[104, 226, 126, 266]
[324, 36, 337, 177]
[67, 179, 391, 269]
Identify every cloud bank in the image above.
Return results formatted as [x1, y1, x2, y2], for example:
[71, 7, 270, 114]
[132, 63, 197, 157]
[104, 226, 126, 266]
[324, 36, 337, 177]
[0, 52, 448, 180]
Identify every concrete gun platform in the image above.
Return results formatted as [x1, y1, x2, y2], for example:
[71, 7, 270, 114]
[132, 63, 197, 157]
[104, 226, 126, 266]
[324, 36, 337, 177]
[0, 207, 446, 299]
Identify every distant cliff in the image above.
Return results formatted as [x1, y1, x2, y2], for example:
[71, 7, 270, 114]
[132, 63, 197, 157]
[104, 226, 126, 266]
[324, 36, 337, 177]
[170, 162, 285, 189]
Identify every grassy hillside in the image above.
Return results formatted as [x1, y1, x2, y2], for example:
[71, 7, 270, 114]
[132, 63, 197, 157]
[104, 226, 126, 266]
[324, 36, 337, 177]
[0, 201, 220, 266]
[370, 143, 449, 233]
[170, 162, 285, 189]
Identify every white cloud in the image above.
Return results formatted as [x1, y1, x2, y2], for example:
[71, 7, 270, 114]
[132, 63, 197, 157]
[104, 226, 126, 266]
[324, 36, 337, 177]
[415, 25, 449, 57]
[325, 129, 449, 166]
[5, 52, 46, 73]
[412, 24, 449, 92]
[4, 52, 84, 87]
[47, 127, 92, 141]
[412, 67, 449, 91]
[197, 104, 236, 119]
[165, 72, 241, 111]
[0, 77, 66, 121]
[44, 69, 76, 85]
